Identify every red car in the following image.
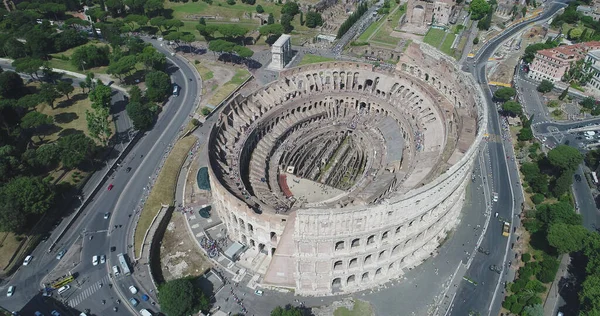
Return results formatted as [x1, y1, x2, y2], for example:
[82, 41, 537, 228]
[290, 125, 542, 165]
[107, 184, 114, 191]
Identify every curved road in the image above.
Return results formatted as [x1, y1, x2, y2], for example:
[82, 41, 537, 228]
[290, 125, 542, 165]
[449, 2, 567, 315]
[0, 40, 200, 316]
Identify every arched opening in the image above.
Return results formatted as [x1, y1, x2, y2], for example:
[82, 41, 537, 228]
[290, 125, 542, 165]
[362, 272, 370, 282]
[334, 260, 343, 271]
[351, 238, 360, 248]
[349, 258, 358, 269]
[335, 241, 345, 251]
[364, 254, 373, 265]
[367, 235, 375, 246]
[332, 278, 342, 290]
[347, 275, 356, 284]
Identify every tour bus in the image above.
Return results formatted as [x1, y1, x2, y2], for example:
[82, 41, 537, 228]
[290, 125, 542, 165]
[117, 253, 131, 276]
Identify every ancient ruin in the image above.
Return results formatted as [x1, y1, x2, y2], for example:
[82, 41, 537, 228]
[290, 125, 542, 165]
[208, 43, 487, 295]
[402, 0, 457, 34]
[269, 34, 293, 70]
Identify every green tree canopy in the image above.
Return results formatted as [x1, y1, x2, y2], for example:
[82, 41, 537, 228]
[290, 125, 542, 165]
[145, 70, 171, 102]
[547, 144, 583, 171]
[547, 222, 589, 254]
[271, 305, 303, 316]
[39, 82, 61, 109]
[469, 0, 491, 20]
[493, 87, 516, 101]
[537, 79, 554, 93]
[502, 101, 522, 117]
[0, 176, 55, 215]
[0, 71, 24, 99]
[126, 101, 156, 130]
[56, 81, 75, 100]
[89, 84, 113, 109]
[159, 278, 209, 316]
[305, 11, 323, 28]
[57, 133, 97, 169]
[281, 2, 300, 16]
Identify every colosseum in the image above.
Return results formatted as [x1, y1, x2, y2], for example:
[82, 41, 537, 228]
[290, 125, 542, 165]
[207, 43, 488, 295]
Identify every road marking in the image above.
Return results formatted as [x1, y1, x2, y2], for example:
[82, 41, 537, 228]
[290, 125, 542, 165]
[68, 274, 110, 307]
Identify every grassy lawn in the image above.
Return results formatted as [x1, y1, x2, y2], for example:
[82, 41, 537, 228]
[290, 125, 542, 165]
[134, 135, 198, 258]
[357, 3, 405, 47]
[423, 28, 446, 48]
[299, 54, 335, 66]
[440, 33, 456, 56]
[333, 300, 374, 316]
[0, 233, 24, 270]
[195, 63, 214, 81]
[166, 0, 316, 41]
[49, 41, 109, 74]
[35, 88, 96, 143]
[206, 68, 251, 106]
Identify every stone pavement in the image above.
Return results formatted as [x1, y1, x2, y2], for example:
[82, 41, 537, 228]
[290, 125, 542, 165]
[543, 254, 570, 316]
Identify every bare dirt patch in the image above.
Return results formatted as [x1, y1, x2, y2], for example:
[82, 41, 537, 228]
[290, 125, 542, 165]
[489, 26, 545, 84]
[160, 212, 212, 281]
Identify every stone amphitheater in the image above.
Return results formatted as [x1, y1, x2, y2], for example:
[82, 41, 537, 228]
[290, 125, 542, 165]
[207, 43, 488, 295]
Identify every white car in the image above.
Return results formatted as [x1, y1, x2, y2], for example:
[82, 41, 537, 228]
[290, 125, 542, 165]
[254, 289, 264, 296]
[104, 212, 110, 219]
[23, 255, 32, 266]
[7, 286, 14, 297]
[92, 255, 99, 266]
[129, 285, 138, 294]
[100, 255, 106, 264]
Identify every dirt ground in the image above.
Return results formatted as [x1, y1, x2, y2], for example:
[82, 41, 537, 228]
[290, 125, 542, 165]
[488, 26, 545, 83]
[159, 212, 212, 281]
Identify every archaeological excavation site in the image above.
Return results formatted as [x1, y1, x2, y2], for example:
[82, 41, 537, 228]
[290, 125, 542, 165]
[207, 43, 488, 295]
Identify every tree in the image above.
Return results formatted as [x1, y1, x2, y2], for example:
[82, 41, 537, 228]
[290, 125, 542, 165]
[268, 13, 275, 25]
[129, 86, 143, 104]
[473, 37, 480, 44]
[502, 101, 522, 117]
[580, 97, 596, 110]
[558, 87, 569, 100]
[305, 11, 323, 28]
[89, 84, 113, 109]
[139, 46, 166, 71]
[86, 107, 112, 145]
[126, 101, 156, 130]
[107, 55, 137, 81]
[57, 133, 97, 169]
[0, 71, 24, 99]
[552, 169, 573, 197]
[159, 278, 209, 316]
[16, 94, 42, 111]
[0, 199, 27, 233]
[12, 57, 43, 80]
[56, 81, 74, 100]
[145, 70, 171, 102]
[21, 111, 53, 137]
[494, 87, 516, 101]
[39, 83, 61, 109]
[522, 304, 544, 316]
[124, 14, 149, 30]
[0, 176, 55, 215]
[518, 127, 533, 141]
[281, 2, 300, 16]
[569, 27, 584, 40]
[547, 223, 589, 254]
[271, 305, 303, 316]
[548, 144, 583, 171]
[281, 14, 294, 33]
[469, 0, 491, 20]
[256, 4, 264, 13]
[71, 45, 110, 70]
[537, 79, 554, 93]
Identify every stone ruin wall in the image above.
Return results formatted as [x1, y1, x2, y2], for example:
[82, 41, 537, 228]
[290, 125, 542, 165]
[207, 43, 488, 295]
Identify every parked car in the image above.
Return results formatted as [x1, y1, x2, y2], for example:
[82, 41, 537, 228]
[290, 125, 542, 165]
[7, 286, 15, 297]
[100, 255, 106, 264]
[92, 256, 99, 266]
[51, 311, 60, 316]
[23, 255, 32, 266]
[107, 184, 114, 191]
[56, 250, 66, 260]
[129, 286, 138, 294]
[254, 289, 264, 296]
[129, 298, 139, 307]
[104, 212, 110, 219]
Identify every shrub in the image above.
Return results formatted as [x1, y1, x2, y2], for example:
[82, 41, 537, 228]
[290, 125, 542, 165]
[473, 37, 479, 44]
[201, 107, 212, 115]
[531, 193, 545, 205]
[256, 4, 264, 13]
[522, 253, 531, 262]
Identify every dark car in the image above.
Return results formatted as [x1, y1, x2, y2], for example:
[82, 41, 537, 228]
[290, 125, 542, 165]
[575, 174, 582, 182]
[126, 167, 132, 173]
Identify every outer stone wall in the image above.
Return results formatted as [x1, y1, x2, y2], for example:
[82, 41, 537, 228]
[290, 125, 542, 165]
[207, 43, 487, 296]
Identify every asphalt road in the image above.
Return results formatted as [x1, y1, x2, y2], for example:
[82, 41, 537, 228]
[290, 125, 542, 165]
[0, 39, 200, 316]
[449, 2, 568, 315]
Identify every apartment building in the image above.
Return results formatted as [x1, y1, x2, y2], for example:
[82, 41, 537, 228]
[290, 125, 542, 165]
[527, 41, 600, 82]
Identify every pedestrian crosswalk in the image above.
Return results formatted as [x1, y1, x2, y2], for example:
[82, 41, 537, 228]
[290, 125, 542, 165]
[68, 274, 110, 307]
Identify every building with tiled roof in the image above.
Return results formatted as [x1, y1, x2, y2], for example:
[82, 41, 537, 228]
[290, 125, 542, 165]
[527, 41, 600, 82]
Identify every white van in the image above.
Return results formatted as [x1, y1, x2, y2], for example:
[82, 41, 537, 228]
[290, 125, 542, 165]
[112, 265, 120, 276]
[139, 309, 153, 316]
[57, 285, 70, 294]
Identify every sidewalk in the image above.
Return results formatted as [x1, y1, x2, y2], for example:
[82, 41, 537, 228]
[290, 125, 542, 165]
[543, 254, 570, 315]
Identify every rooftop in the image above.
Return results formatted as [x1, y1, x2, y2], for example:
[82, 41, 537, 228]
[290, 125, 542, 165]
[536, 41, 600, 63]
[273, 34, 291, 47]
